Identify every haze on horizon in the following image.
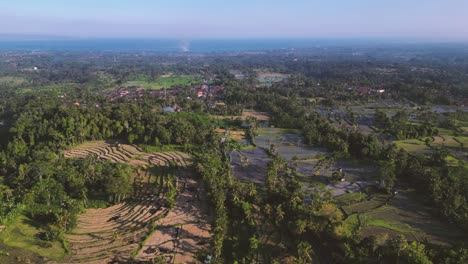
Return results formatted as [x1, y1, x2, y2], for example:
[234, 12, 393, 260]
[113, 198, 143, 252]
[1, 0, 467, 42]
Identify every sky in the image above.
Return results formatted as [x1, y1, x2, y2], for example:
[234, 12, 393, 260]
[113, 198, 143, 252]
[1, 0, 467, 41]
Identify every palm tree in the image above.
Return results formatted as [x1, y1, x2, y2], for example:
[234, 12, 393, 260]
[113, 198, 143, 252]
[240, 154, 249, 168]
[297, 241, 313, 264]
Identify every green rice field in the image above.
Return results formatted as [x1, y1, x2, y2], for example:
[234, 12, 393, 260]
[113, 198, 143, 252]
[126, 75, 199, 89]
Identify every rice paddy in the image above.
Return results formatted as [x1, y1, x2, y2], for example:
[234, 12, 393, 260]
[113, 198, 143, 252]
[125, 75, 199, 90]
[57, 141, 210, 264]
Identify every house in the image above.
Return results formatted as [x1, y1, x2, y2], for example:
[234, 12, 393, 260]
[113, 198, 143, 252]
[163, 106, 175, 113]
[197, 90, 204, 98]
[355, 86, 372, 95]
[354, 86, 385, 95]
[234, 73, 245, 79]
[74, 101, 80, 106]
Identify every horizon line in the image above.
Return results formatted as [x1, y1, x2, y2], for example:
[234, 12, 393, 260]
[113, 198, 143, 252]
[1, 35, 468, 44]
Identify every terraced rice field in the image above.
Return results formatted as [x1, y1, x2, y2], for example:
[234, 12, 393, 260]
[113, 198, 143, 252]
[63, 141, 192, 167]
[135, 178, 210, 263]
[57, 141, 210, 264]
[342, 194, 389, 215]
[62, 196, 167, 264]
[212, 110, 270, 121]
[343, 191, 468, 245]
[255, 128, 326, 160]
[394, 139, 432, 154]
[230, 148, 271, 184]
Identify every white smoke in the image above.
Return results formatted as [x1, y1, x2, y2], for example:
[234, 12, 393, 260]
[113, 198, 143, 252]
[179, 40, 190, 52]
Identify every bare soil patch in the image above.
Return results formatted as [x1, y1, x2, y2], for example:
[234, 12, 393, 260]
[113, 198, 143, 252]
[135, 178, 211, 263]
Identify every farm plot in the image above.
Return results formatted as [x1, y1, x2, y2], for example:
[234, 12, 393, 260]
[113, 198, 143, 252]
[255, 128, 325, 160]
[135, 178, 210, 263]
[394, 139, 432, 154]
[294, 159, 320, 175]
[230, 148, 272, 184]
[58, 141, 207, 264]
[300, 157, 379, 196]
[342, 194, 389, 215]
[215, 128, 246, 142]
[436, 136, 461, 149]
[212, 110, 270, 122]
[0, 76, 29, 87]
[62, 195, 168, 264]
[256, 72, 289, 85]
[331, 160, 379, 182]
[343, 190, 467, 245]
[326, 181, 375, 198]
[429, 130, 468, 161]
[63, 141, 192, 167]
[125, 75, 199, 90]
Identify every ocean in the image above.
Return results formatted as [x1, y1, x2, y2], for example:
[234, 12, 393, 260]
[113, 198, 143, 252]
[0, 39, 364, 52]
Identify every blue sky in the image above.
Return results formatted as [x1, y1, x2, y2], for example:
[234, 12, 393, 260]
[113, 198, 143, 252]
[1, 0, 467, 40]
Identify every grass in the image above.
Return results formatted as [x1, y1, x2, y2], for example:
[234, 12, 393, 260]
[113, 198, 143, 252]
[342, 195, 389, 215]
[139, 144, 188, 153]
[16, 83, 76, 94]
[0, 214, 65, 261]
[301, 157, 320, 163]
[126, 75, 199, 90]
[421, 136, 434, 143]
[240, 144, 256, 150]
[445, 155, 461, 166]
[0, 240, 45, 264]
[344, 214, 360, 229]
[257, 128, 301, 135]
[455, 135, 468, 146]
[361, 207, 414, 233]
[365, 219, 412, 233]
[433, 128, 466, 149]
[394, 139, 431, 153]
[342, 213, 407, 235]
[335, 192, 367, 207]
[441, 137, 461, 148]
[0, 76, 29, 87]
[339, 188, 468, 245]
[86, 199, 110, 209]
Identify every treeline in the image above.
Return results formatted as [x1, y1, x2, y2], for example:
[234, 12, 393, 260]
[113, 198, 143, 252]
[374, 110, 439, 140]
[195, 143, 231, 262]
[386, 147, 468, 230]
[345, 234, 468, 264]
[196, 140, 346, 263]
[0, 152, 133, 243]
[0, 93, 217, 247]
[3, 97, 213, 152]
